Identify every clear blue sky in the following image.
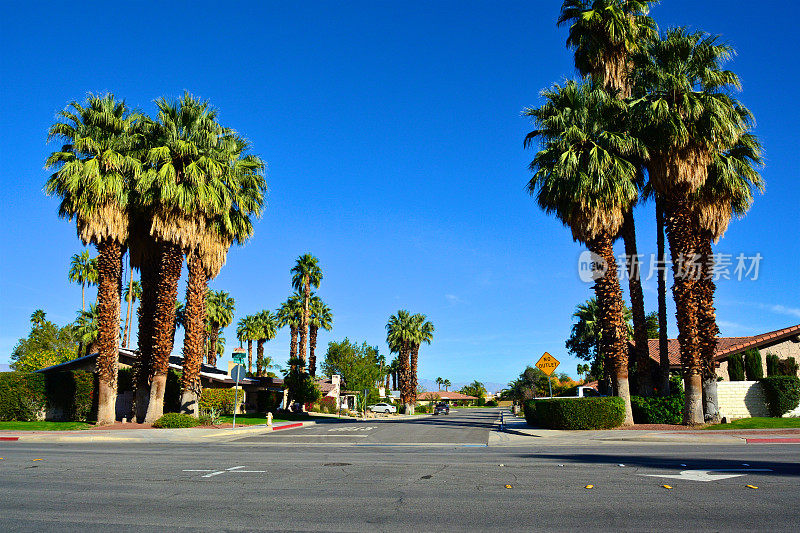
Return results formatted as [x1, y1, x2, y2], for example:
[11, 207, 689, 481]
[1, 1, 798, 389]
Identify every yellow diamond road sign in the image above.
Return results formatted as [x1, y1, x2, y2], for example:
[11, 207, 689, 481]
[536, 352, 560, 376]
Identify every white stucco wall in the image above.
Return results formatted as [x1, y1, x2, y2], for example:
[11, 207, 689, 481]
[716, 337, 800, 381]
[717, 381, 770, 420]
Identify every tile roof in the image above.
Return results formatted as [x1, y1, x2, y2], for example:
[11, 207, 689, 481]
[644, 323, 800, 367]
[417, 391, 477, 401]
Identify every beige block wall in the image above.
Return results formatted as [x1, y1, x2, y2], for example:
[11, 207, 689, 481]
[717, 381, 770, 420]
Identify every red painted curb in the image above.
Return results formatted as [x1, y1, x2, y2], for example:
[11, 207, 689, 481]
[746, 438, 800, 444]
[272, 423, 303, 431]
[0, 437, 20, 441]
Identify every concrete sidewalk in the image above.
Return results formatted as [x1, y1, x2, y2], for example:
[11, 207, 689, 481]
[0, 420, 315, 444]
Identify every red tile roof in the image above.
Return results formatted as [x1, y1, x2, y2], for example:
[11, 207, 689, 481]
[417, 391, 477, 401]
[644, 323, 800, 367]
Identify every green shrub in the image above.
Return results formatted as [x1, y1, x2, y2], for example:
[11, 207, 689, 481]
[631, 394, 684, 425]
[523, 400, 539, 426]
[766, 354, 781, 377]
[198, 388, 242, 415]
[152, 413, 200, 428]
[486, 400, 498, 407]
[760, 376, 800, 417]
[256, 390, 282, 413]
[779, 357, 799, 377]
[524, 398, 625, 429]
[728, 353, 745, 381]
[415, 403, 432, 413]
[0, 372, 47, 421]
[744, 349, 763, 381]
[45, 370, 97, 421]
[117, 367, 134, 392]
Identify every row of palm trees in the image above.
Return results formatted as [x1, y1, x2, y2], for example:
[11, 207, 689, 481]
[526, 1, 762, 425]
[386, 311, 434, 414]
[46, 91, 267, 424]
[435, 377, 452, 391]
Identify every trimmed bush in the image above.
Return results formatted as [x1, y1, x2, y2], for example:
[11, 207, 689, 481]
[779, 357, 799, 377]
[0, 372, 47, 421]
[728, 353, 745, 381]
[631, 394, 684, 425]
[744, 349, 763, 381]
[766, 354, 781, 377]
[152, 413, 200, 428]
[0, 371, 99, 422]
[198, 388, 242, 415]
[485, 400, 498, 407]
[760, 376, 800, 417]
[523, 400, 539, 426]
[524, 397, 625, 429]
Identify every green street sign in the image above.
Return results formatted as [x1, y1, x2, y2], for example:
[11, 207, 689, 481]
[232, 354, 245, 364]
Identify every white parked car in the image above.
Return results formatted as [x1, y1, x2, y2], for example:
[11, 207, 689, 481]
[368, 402, 397, 414]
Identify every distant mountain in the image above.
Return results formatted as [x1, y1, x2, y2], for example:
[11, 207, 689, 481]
[419, 378, 508, 394]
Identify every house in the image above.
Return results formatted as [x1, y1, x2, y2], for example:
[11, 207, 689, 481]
[314, 374, 359, 411]
[645, 323, 800, 380]
[416, 391, 478, 405]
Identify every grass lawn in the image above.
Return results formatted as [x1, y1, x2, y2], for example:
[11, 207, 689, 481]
[218, 414, 290, 425]
[704, 417, 800, 430]
[0, 421, 92, 431]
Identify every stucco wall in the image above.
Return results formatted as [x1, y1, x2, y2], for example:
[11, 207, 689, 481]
[716, 337, 800, 381]
[717, 381, 770, 420]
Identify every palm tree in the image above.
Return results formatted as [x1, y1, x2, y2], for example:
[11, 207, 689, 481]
[205, 290, 235, 368]
[291, 254, 323, 370]
[631, 28, 751, 424]
[655, 197, 670, 395]
[693, 131, 763, 422]
[388, 357, 399, 390]
[277, 293, 304, 362]
[308, 295, 333, 377]
[254, 310, 278, 376]
[435, 377, 443, 391]
[442, 379, 451, 392]
[559, 0, 659, 395]
[122, 280, 142, 347]
[525, 80, 643, 425]
[46, 94, 141, 425]
[68, 250, 98, 313]
[387, 310, 416, 413]
[73, 304, 99, 356]
[236, 314, 259, 373]
[409, 313, 434, 404]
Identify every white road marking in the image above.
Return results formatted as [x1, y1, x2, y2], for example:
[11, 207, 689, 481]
[641, 469, 772, 482]
[328, 426, 377, 432]
[182, 465, 266, 478]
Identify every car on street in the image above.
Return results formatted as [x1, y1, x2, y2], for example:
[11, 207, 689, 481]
[433, 402, 450, 415]
[369, 402, 397, 414]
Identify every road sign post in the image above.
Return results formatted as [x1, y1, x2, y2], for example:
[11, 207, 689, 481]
[230, 364, 246, 429]
[535, 352, 560, 398]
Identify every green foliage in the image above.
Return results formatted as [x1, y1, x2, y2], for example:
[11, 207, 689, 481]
[0, 371, 97, 422]
[152, 413, 201, 428]
[118, 367, 134, 392]
[766, 354, 780, 377]
[415, 403, 432, 413]
[0, 373, 47, 421]
[283, 358, 321, 405]
[645, 311, 659, 339]
[485, 400, 498, 407]
[459, 380, 487, 399]
[779, 357, 799, 377]
[321, 338, 383, 393]
[309, 397, 338, 414]
[11, 312, 78, 372]
[744, 349, 763, 381]
[45, 370, 96, 422]
[198, 388, 243, 415]
[504, 366, 550, 402]
[523, 398, 626, 429]
[759, 376, 800, 417]
[256, 390, 282, 413]
[630, 393, 684, 425]
[728, 353, 745, 381]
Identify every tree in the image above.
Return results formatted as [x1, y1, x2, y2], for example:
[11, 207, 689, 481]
[386, 310, 416, 413]
[505, 366, 551, 402]
[68, 250, 98, 313]
[277, 293, 304, 362]
[46, 94, 140, 424]
[460, 380, 487, 400]
[655, 197, 670, 396]
[283, 357, 321, 406]
[645, 311, 658, 339]
[122, 280, 142, 348]
[525, 80, 643, 425]
[442, 379, 451, 392]
[559, 0, 659, 396]
[321, 338, 383, 396]
[254, 310, 278, 377]
[73, 304, 99, 356]
[11, 311, 78, 372]
[631, 29, 753, 424]
[577, 363, 591, 381]
[408, 313, 434, 407]
[236, 315, 258, 373]
[205, 290, 235, 367]
[291, 254, 323, 371]
[308, 295, 333, 377]
[435, 377, 443, 391]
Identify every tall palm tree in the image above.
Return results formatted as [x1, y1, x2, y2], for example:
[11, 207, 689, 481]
[46, 94, 141, 425]
[631, 28, 751, 424]
[254, 310, 278, 377]
[525, 80, 643, 425]
[409, 313, 434, 404]
[655, 197, 670, 395]
[388, 357, 399, 390]
[236, 314, 259, 373]
[290, 254, 323, 370]
[308, 295, 333, 377]
[277, 293, 304, 362]
[387, 310, 416, 413]
[435, 377, 443, 391]
[559, 0, 659, 395]
[205, 290, 235, 368]
[73, 304, 99, 357]
[68, 250, 98, 313]
[442, 379, 451, 392]
[122, 280, 142, 347]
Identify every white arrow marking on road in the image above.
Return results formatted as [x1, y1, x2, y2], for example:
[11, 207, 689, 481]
[641, 469, 772, 482]
[183, 465, 266, 478]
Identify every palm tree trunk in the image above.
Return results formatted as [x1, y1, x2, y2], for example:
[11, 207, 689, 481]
[400, 343, 414, 414]
[410, 343, 420, 406]
[698, 235, 721, 423]
[656, 198, 671, 396]
[299, 278, 309, 369]
[391, 370, 397, 391]
[247, 339, 253, 374]
[589, 232, 634, 426]
[145, 242, 183, 424]
[663, 198, 704, 425]
[207, 327, 219, 367]
[621, 209, 651, 396]
[134, 251, 158, 423]
[81, 282, 86, 313]
[290, 325, 298, 361]
[309, 325, 318, 377]
[256, 340, 265, 376]
[123, 262, 134, 348]
[95, 240, 122, 425]
[180, 253, 206, 416]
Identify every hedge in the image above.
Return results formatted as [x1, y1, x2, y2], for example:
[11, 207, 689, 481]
[766, 354, 781, 377]
[631, 394, 684, 425]
[152, 413, 200, 428]
[198, 388, 242, 414]
[744, 349, 763, 381]
[523, 397, 626, 429]
[0, 371, 98, 422]
[760, 376, 800, 417]
[0, 372, 47, 421]
[728, 353, 745, 381]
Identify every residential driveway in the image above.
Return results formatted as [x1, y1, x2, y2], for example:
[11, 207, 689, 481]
[235, 407, 500, 446]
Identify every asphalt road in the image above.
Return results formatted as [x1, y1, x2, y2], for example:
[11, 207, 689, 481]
[1, 408, 799, 531]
